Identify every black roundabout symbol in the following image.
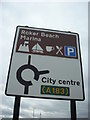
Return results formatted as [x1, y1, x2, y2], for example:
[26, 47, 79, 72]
[16, 55, 49, 94]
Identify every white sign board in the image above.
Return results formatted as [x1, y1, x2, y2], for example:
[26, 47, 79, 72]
[5, 26, 85, 100]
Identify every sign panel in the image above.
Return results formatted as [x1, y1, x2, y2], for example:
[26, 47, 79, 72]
[5, 26, 85, 100]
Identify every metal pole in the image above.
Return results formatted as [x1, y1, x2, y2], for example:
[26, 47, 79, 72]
[40, 113, 41, 120]
[70, 100, 77, 120]
[33, 108, 34, 120]
[13, 96, 21, 120]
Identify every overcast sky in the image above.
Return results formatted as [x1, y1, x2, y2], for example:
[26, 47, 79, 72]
[0, 0, 88, 119]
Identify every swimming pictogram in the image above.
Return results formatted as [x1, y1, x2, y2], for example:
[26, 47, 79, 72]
[16, 55, 49, 94]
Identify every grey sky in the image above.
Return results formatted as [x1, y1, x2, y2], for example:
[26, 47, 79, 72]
[0, 1, 88, 119]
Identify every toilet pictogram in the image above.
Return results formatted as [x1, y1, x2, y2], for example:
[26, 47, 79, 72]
[16, 55, 49, 94]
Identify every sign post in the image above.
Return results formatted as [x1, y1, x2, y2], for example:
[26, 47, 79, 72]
[71, 100, 76, 120]
[5, 26, 85, 119]
[13, 96, 21, 120]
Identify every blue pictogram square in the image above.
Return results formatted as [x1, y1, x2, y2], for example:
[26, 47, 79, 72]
[64, 46, 76, 57]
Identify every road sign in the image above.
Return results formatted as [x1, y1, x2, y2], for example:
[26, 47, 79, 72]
[5, 26, 85, 100]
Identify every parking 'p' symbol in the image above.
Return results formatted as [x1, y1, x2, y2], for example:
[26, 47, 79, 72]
[64, 46, 76, 57]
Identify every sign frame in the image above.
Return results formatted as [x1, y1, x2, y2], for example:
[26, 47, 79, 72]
[5, 26, 85, 101]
